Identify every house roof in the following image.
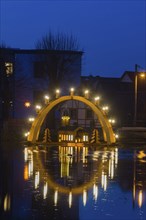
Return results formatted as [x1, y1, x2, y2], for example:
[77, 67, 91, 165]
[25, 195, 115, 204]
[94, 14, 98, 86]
[120, 71, 135, 82]
[81, 75, 120, 91]
[0, 48, 83, 55]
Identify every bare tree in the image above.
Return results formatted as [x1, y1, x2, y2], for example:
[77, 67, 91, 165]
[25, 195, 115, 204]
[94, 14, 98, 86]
[36, 31, 80, 51]
[35, 31, 83, 94]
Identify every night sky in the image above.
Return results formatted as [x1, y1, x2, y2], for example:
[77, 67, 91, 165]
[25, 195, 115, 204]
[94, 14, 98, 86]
[1, 0, 146, 77]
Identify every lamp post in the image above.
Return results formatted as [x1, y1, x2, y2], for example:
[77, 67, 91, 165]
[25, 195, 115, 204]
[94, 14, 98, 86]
[134, 64, 146, 126]
[133, 64, 138, 126]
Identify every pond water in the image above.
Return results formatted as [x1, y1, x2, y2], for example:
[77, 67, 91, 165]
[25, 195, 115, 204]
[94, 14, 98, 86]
[0, 143, 146, 220]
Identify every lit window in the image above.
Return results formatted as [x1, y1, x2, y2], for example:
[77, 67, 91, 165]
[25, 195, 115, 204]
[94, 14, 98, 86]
[83, 135, 88, 142]
[5, 62, 13, 76]
[66, 135, 68, 141]
[61, 134, 64, 141]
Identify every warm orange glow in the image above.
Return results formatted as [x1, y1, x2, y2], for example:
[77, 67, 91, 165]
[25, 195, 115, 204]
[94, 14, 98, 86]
[138, 190, 143, 208]
[83, 189, 87, 206]
[24, 102, 31, 107]
[54, 190, 58, 206]
[140, 73, 146, 78]
[4, 194, 11, 211]
[69, 191, 72, 208]
[24, 165, 29, 180]
[93, 184, 98, 201]
[43, 182, 48, 199]
[70, 88, 75, 96]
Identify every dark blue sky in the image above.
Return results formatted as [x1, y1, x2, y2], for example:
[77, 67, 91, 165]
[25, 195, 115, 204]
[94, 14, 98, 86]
[1, 0, 146, 77]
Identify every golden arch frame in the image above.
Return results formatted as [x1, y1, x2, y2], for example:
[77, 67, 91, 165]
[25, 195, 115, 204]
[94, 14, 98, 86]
[27, 95, 116, 144]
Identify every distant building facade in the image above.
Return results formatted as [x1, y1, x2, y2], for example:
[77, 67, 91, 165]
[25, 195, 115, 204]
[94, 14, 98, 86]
[0, 48, 83, 121]
[80, 72, 146, 127]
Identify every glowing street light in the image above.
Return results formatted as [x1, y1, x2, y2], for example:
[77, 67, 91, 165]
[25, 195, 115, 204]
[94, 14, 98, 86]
[140, 73, 146, 78]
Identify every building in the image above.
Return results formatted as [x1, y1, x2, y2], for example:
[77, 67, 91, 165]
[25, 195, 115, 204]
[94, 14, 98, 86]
[0, 48, 83, 121]
[1, 47, 145, 142]
[81, 72, 146, 127]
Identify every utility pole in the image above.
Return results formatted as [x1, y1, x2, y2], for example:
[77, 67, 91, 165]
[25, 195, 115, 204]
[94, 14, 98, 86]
[133, 64, 138, 126]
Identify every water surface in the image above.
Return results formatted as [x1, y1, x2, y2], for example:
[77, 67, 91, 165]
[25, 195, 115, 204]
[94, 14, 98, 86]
[0, 144, 146, 220]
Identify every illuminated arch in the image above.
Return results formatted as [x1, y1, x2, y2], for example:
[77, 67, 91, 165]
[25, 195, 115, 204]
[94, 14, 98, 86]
[27, 95, 116, 144]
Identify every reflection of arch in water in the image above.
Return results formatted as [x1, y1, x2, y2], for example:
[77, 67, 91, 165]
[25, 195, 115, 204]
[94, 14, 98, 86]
[27, 96, 116, 145]
[26, 145, 118, 195]
[34, 147, 103, 195]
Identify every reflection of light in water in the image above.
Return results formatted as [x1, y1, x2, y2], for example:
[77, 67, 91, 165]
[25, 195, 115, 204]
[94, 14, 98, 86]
[111, 151, 114, 160]
[93, 184, 98, 201]
[138, 190, 143, 208]
[83, 189, 87, 206]
[35, 171, 40, 189]
[115, 148, 118, 166]
[83, 147, 88, 163]
[54, 190, 58, 206]
[101, 171, 104, 188]
[133, 182, 136, 201]
[137, 151, 146, 159]
[25, 146, 119, 206]
[104, 175, 107, 191]
[68, 147, 73, 156]
[108, 159, 111, 177]
[43, 182, 48, 199]
[24, 148, 34, 178]
[102, 152, 108, 162]
[110, 158, 114, 179]
[101, 172, 107, 191]
[28, 159, 33, 177]
[24, 148, 28, 162]
[59, 147, 70, 177]
[69, 191, 72, 208]
[24, 164, 28, 180]
[24, 148, 33, 162]
[4, 194, 10, 211]
[61, 160, 69, 178]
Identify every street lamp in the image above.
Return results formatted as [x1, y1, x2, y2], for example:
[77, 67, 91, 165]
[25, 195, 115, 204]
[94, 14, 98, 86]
[134, 64, 146, 126]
